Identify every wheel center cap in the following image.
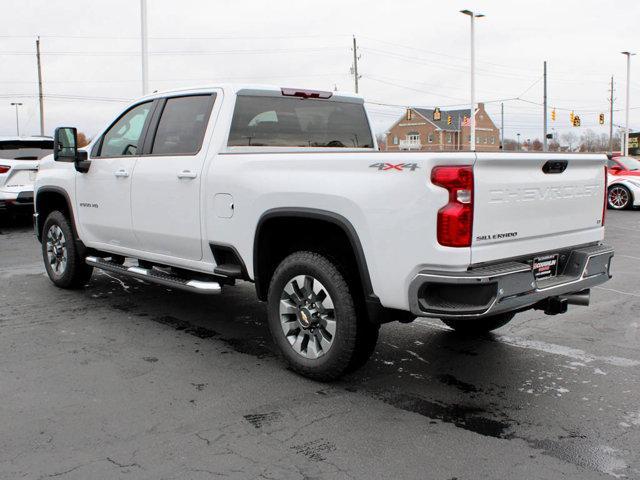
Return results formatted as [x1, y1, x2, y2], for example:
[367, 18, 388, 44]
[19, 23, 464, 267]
[298, 308, 312, 328]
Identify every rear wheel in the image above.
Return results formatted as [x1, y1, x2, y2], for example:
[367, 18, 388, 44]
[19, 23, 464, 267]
[608, 185, 632, 210]
[267, 251, 377, 381]
[441, 312, 515, 335]
[42, 211, 93, 289]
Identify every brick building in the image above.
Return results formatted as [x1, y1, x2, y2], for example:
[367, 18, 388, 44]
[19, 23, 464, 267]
[385, 103, 500, 152]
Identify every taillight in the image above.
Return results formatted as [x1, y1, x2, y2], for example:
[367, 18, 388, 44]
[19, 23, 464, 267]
[0, 165, 10, 174]
[281, 88, 332, 99]
[431, 166, 474, 247]
[602, 165, 607, 226]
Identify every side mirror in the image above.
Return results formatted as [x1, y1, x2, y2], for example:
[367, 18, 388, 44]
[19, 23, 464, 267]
[54, 127, 90, 173]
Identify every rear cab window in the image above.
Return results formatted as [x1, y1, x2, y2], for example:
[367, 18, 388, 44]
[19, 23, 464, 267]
[227, 91, 374, 148]
[0, 140, 53, 160]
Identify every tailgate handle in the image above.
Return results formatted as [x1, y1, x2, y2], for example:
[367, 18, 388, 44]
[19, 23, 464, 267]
[542, 160, 568, 174]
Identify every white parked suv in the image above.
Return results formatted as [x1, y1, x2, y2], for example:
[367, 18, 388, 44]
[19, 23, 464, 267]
[0, 136, 53, 215]
[34, 85, 614, 379]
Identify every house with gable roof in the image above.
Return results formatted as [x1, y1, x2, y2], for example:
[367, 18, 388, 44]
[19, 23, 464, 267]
[385, 103, 500, 151]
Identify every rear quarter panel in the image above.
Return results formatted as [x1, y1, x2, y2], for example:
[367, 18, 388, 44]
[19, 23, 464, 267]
[205, 151, 476, 310]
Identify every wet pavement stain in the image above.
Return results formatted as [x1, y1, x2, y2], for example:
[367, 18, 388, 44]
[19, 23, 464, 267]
[290, 439, 337, 462]
[142, 356, 158, 363]
[436, 374, 479, 394]
[372, 390, 513, 439]
[243, 411, 283, 428]
[152, 315, 218, 339]
[525, 438, 630, 478]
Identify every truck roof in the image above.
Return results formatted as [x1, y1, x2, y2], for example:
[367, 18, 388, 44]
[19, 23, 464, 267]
[138, 83, 364, 104]
[0, 136, 53, 142]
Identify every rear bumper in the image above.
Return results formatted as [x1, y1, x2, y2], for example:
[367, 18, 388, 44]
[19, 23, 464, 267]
[0, 190, 34, 210]
[409, 244, 614, 318]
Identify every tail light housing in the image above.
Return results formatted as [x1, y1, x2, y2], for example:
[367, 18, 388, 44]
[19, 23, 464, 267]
[431, 166, 474, 247]
[602, 165, 607, 226]
[0, 165, 10, 174]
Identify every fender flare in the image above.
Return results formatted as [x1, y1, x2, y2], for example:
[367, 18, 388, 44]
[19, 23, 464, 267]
[35, 186, 78, 242]
[253, 207, 375, 300]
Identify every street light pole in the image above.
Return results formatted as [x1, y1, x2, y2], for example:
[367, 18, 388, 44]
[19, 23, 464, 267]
[10, 102, 23, 136]
[460, 9, 484, 152]
[140, 0, 149, 95]
[517, 133, 521, 152]
[622, 51, 635, 156]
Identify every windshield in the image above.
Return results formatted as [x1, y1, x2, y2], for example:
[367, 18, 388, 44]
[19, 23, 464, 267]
[615, 156, 640, 171]
[0, 140, 54, 160]
[228, 95, 374, 148]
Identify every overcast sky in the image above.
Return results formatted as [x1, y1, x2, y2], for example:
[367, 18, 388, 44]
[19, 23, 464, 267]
[1, 0, 639, 143]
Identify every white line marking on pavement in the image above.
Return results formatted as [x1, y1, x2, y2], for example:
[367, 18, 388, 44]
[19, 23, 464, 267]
[595, 286, 640, 298]
[616, 254, 640, 261]
[414, 319, 640, 368]
[100, 271, 130, 292]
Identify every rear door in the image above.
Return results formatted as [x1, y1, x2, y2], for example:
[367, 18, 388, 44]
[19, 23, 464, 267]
[131, 93, 216, 261]
[472, 153, 606, 264]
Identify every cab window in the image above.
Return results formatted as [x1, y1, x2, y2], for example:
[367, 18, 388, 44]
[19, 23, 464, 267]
[150, 95, 213, 155]
[98, 102, 152, 157]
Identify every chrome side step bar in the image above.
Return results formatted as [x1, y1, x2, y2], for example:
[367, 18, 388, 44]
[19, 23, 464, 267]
[86, 256, 222, 295]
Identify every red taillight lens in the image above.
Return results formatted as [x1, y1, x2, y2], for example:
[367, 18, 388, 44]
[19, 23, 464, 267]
[0, 165, 10, 174]
[431, 166, 474, 247]
[602, 165, 607, 226]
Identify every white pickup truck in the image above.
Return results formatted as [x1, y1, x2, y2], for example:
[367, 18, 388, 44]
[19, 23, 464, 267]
[34, 85, 614, 380]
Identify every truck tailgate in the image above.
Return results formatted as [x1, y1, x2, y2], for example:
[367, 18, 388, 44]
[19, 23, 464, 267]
[471, 153, 606, 264]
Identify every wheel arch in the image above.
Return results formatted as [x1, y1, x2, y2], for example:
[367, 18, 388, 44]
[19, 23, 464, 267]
[252, 208, 375, 303]
[35, 187, 78, 242]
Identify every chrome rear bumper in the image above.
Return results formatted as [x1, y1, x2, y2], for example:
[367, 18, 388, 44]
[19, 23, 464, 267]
[409, 244, 614, 318]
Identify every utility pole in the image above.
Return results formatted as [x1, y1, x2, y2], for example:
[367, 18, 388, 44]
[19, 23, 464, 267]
[140, 0, 149, 95]
[608, 76, 615, 154]
[517, 133, 521, 152]
[11, 102, 23, 136]
[543, 61, 548, 152]
[460, 10, 485, 151]
[351, 36, 360, 94]
[36, 36, 45, 136]
[621, 51, 635, 156]
[500, 102, 504, 149]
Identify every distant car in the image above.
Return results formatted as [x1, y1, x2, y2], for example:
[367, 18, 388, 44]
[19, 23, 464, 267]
[606, 155, 640, 210]
[0, 136, 53, 216]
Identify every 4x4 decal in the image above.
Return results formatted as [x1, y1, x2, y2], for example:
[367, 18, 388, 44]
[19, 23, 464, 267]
[369, 162, 420, 171]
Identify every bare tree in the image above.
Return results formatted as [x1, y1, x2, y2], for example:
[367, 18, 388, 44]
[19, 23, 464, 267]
[561, 132, 578, 151]
[502, 139, 518, 151]
[531, 139, 543, 151]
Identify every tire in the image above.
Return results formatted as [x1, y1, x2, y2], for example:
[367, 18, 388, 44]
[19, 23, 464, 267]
[267, 251, 377, 381]
[608, 185, 632, 210]
[42, 211, 93, 289]
[441, 312, 515, 335]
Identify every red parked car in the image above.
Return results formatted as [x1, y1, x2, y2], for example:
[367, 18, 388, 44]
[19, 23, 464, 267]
[606, 155, 640, 209]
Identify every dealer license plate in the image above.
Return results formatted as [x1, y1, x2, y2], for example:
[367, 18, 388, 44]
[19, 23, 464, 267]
[533, 254, 559, 280]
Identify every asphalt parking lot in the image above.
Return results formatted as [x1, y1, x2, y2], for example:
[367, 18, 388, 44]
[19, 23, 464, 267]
[1, 211, 639, 480]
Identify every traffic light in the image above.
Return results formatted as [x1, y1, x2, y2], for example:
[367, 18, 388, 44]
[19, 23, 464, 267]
[573, 115, 581, 127]
[551, 109, 556, 121]
[599, 113, 605, 125]
[433, 107, 441, 121]
[570, 111, 575, 125]
[447, 115, 452, 125]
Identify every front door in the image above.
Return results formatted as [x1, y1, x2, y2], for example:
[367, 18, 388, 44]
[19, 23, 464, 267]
[76, 101, 154, 249]
[131, 94, 215, 261]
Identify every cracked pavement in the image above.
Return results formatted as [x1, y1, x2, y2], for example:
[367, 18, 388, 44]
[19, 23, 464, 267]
[1, 211, 639, 479]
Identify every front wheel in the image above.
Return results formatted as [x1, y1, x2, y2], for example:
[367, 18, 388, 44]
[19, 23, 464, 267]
[267, 251, 377, 381]
[42, 211, 93, 289]
[608, 185, 632, 210]
[441, 312, 515, 335]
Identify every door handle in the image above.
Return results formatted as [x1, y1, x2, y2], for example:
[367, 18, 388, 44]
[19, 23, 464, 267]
[114, 169, 129, 178]
[177, 170, 198, 179]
